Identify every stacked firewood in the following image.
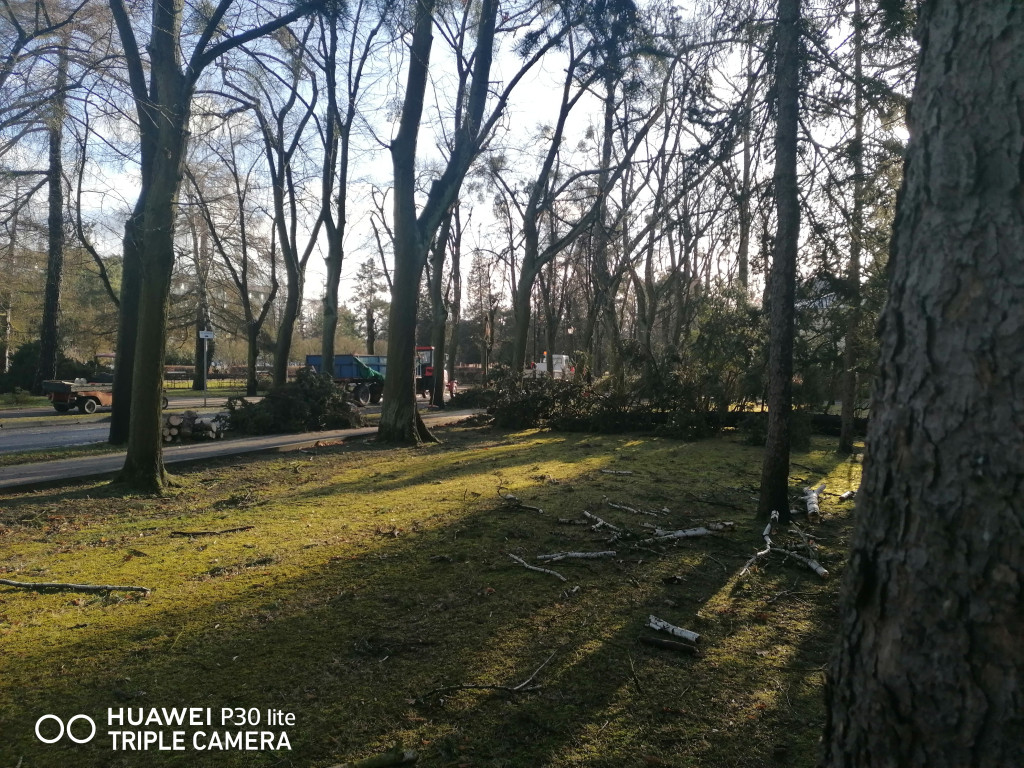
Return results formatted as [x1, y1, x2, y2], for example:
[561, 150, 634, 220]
[161, 410, 229, 443]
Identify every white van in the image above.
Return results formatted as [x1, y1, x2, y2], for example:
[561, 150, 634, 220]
[525, 353, 574, 379]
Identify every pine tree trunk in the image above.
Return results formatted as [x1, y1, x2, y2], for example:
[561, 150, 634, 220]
[757, 0, 801, 522]
[824, 2, 1024, 764]
[838, 0, 864, 454]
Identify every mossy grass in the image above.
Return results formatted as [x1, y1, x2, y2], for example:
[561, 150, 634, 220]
[0, 425, 861, 767]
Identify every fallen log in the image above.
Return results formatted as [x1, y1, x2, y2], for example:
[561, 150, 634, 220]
[646, 615, 700, 644]
[839, 489, 857, 501]
[0, 578, 150, 594]
[508, 554, 566, 582]
[639, 635, 699, 655]
[804, 483, 825, 521]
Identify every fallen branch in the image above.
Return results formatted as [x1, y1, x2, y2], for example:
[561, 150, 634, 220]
[326, 745, 418, 768]
[582, 510, 620, 533]
[646, 615, 700, 644]
[789, 523, 818, 559]
[507, 554, 567, 582]
[600, 469, 634, 475]
[536, 551, 616, 562]
[773, 547, 830, 579]
[804, 483, 826, 521]
[605, 498, 661, 517]
[638, 635, 699, 655]
[638, 521, 734, 545]
[0, 578, 150, 594]
[839, 489, 857, 501]
[420, 651, 555, 702]
[500, 493, 543, 514]
[170, 526, 254, 537]
[740, 511, 778, 577]
[556, 518, 588, 526]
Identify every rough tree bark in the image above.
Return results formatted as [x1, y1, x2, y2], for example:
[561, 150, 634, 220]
[107, 0, 317, 486]
[32, 44, 67, 395]
[757, 0, 801, 522]
[823, 2, 1024, 765]
[838, 0, 864, 454]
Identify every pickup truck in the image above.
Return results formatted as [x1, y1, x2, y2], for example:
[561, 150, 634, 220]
[42, 379, 169, 414]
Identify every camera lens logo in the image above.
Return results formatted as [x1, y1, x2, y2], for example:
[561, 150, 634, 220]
[35, 714, 96, 744]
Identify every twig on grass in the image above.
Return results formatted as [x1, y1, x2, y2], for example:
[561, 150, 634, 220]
[420, 651, 556, 702]
[170, 526, 254, 537]
[508, 554, 567, 582]
[0, 578, 150, 594]
[536, 551, 616, 562]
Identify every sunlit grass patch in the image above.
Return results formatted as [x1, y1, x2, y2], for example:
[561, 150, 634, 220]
[0, 425, 861, 767]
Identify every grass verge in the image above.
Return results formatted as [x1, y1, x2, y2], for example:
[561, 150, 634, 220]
[0, 425, 861, 768]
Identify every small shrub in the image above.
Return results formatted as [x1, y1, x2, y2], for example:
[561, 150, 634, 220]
[226, 369, 363, 435]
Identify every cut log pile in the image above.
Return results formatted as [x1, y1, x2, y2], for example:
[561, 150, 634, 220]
[162, 410, 230, 443]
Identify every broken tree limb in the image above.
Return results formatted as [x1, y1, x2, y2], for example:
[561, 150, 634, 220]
[773, 548, 830, 579]
[507, 554, 567, 582]
[639, 635, 699, 655]
[740, 511, 779, 577]
[326, 744, 418, 768]
[605, 498, 661, 517]
[839, 489, 857, 501]
[804, 483, 826, 521]
[170, 526, 254, 537]
[789, 523, 818, 559]
[582, 510, 621, 532]
[420, 652, 555, 702]
[646, 615, 700, 644]
[637, 521, 734, 545]
[0, 578, 150, 594]
[536, 551, 616, 562]
[600, 469, 634, 475]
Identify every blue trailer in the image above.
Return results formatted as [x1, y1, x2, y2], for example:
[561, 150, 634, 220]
[305, 354, 385, 406]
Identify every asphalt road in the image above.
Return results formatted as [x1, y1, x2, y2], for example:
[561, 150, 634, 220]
[0, 401, 388, 454]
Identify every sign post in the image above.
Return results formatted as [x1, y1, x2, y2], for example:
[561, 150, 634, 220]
[199, 330, 215, 407]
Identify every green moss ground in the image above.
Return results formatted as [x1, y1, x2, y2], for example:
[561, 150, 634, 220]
[0, 425, 861, 768]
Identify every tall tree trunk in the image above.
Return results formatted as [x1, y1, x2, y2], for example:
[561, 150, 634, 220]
[246, 326, 259, 395]
[446, 212, 461, 385]
[32, 47, 68, 394]
[192, 221, 211, 390]
[757, 0, 801, 522]
[273, 266, 302, 386]
[838, 0, 864, 454]
[824, 2, 1024, 764]
[108, 209, 142, 445]
[429, 209, 453, 407]
[511, 261, 536, 372]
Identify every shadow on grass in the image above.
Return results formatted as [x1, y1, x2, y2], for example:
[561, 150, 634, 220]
[0, 426, 859, 768]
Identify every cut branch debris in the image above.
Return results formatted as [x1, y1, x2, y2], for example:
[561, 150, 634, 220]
[605, 498, 662, 517]
[638, 521, 734, 545]
[773, 547, 830, 579]
[0, 578, 150, 594]
[804, 483, 825, 521]
[536, 551, 616, 562]
[646, 615, 700, 644]
[507, 554, 567, 582]
[600, 469, 634, 475]
[582, 510, 621, 533]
